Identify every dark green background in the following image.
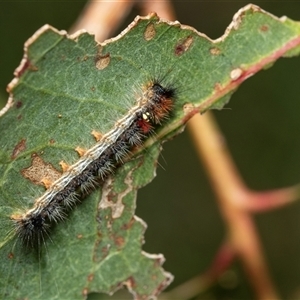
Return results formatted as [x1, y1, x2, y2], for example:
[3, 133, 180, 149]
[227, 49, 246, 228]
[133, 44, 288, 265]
[1, 1, 300, 299]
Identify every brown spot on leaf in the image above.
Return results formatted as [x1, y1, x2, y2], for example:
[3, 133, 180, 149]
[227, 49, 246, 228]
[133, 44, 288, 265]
[182, 103, 195, 114]
[15, 59, 37, 77]
[182, 103, 197, 123]
[114, 236, 125, 247]
[175, 35, 194, 56]
[49, 139, 55, 144]
[210, 47, 221, 55]
[122, 218, 135, 230]
[100, 244, 111, 260]
[31, 65, 38, 71]
[16, 59, 31, 77]
[214, 82, 222, 92]
[15, 101, 23, 108]
[124, 276, 136, 289]
[8, 252, 14, 259]
[82, 288, 89, 297]
[107, 193, 115, 202]
[77, 234, 83, 239]
[96, 53, 110, 70]
[95, 47, 110, 70]
[11, 138, 26, 159]
[21, 153, 61, 186]
[260, 25, 268, 32]
[144, 23, 156, 41]
[230, 68, 243, 80]
[87, 274, 94, 282]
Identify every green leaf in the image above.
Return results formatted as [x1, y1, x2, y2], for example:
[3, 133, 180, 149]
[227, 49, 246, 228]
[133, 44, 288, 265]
[1, 4, 300, 299]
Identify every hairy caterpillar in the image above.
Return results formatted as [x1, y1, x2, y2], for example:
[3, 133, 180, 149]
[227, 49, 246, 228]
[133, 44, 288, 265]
[10, 79, 176, 246]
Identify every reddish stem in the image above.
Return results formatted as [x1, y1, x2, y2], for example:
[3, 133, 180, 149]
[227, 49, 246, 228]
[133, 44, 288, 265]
[188, 112, 280, 300]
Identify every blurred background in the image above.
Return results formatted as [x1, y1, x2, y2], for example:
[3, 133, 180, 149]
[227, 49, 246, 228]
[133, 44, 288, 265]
[1, 1, 300, 299]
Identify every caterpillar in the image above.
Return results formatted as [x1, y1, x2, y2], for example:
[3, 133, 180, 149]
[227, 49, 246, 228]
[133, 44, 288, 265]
[10, 79, 176, 246]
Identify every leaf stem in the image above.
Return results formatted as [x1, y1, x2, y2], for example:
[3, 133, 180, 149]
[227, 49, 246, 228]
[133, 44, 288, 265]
[187, 112, 281, 300]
